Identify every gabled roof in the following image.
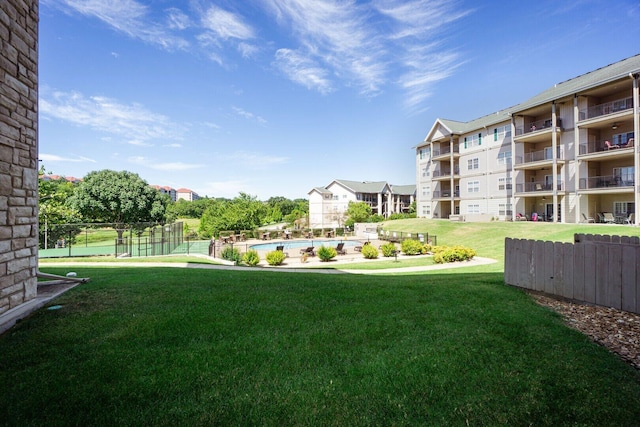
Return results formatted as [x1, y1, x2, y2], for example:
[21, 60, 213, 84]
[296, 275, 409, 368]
[390, 185, 416, 196]
[308, 186, 332, 195]
[421, 54, 640, 144]
[514, 54, 640, 112]
[331, 179, 390, 194]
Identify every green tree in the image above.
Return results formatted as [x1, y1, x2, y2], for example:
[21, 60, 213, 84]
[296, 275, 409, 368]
[38, 172, 82, 249]
[345, 201, 372, 227]
[69, 170, 169, 240]
[198, 193, 266, 238]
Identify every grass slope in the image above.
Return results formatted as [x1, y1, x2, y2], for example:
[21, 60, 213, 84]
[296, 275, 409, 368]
[2, 267, 640, 425]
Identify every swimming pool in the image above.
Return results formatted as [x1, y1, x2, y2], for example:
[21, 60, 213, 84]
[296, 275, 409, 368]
[249, 240, 362, 251]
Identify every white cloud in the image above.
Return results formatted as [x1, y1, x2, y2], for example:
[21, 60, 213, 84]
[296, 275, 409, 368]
[46, 0, 189, 50]
[232, 107, 267, 125]
[39, 89, 184, 144]
[201, 5, 254, 40]
[166, 7, 190, 30]
[273, 49, 333, 94]
[39, 153, 97, 163]
[163, 143, 183, 148]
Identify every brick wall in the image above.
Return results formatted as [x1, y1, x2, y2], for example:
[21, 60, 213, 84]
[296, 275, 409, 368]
[0, 0, 39, 315]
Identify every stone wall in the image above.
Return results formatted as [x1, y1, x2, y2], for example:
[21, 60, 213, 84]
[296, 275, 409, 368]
[0, 0, 39, 315]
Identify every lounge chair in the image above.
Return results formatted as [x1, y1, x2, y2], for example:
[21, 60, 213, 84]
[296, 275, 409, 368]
[335, 242, 346, 255]
[604, 140, 619, 150]
[299, 247, 315, 256]
[581, 213, 595, 223]
[625, 213, 635, 225]
[603, 212, 616, 224]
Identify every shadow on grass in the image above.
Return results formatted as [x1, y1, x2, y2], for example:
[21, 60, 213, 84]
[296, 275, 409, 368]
[1, 267, 639, 425]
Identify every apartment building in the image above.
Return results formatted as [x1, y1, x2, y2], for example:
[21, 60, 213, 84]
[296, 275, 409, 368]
[416, 54, 640, 225]
[176, 188, 201, 202]
[308, 179, 416, 229]
[151, 185, 177, 202]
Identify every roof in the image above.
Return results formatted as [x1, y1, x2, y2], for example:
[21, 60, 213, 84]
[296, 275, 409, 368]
[390, 184, 416, 196]
[308, 186, 332, 195]
[422, 54, 640, 143]
[332, 179, 390, 194]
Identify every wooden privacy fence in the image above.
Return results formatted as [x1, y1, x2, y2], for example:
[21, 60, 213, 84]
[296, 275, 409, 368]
[504, 234, 640, 315]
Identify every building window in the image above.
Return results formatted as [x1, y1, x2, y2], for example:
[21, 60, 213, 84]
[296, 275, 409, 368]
[468, 204, 480, 213]
[422, 166, 430, 177]
[613, 201, 635, 216]
[467, 158, 479, 170]
[498, 203, 513, 216]
[419, 147, 431, 159]
[333, 195, 339, 200]
[467, 180, 480, 193]
[464, 133, 482, 149]
[497, 151, 512, 165]
[494, 125, 511, 141]
[498, 177, 512, 190]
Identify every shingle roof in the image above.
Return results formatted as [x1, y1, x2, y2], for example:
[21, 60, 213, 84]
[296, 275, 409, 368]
[333, 179, 389, 193]
[427, 54, 640, 139]
[390, 184, 416, 195]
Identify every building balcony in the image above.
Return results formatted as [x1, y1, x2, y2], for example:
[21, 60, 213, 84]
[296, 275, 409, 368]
[432, 146, 460, 160]
[578, 175, 634, 190]
[515, 118, 562, 137]
[514, 147, 563, 169]
[515, 181, 563, 194]
[579, 97, 633, 121]
[433, 190, 460, 199]
[578, 138, 635, 156]
[432, 166, 460, 179]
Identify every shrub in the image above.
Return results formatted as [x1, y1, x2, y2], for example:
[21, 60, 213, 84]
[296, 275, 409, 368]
[242, 249, 260, 266]
[432, 245, 476, 264]
[317, 245, 337, 262]
[266, 250, 287, 266]
[361, 244, 379, 259]
[220, 245, 242, 265]
[380, 242, 398, 257]
[400, 239, 423, 255]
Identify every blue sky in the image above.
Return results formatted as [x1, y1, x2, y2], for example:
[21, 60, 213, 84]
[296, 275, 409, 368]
[39, 0, 640, 200]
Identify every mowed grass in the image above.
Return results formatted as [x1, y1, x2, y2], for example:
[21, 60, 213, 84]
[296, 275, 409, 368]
[2, 267, 640, 425]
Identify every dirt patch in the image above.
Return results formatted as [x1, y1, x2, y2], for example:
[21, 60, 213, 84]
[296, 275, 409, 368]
[530, 293, 640, 370]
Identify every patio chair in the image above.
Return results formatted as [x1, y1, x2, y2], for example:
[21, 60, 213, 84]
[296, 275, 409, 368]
[596, 213, 605, 223]
[603, 212, 616, 224]
[354, 241, 370, 252]
[299, 246, 316, 256]
[335, 242, 346, 255]
[604, 140, 619, 150]
[581, 213, 595, 223]
[625, 213, 635, 225]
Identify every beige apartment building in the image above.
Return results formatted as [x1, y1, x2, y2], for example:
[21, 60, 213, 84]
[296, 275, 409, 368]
[416, 54, 640, 225]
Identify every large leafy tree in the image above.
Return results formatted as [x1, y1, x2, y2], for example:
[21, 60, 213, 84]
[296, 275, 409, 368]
[69, 170, 169, 239]
[38, 171, 82, 248]
[198, 193, 266, 238]
[345, 201, 372, 227]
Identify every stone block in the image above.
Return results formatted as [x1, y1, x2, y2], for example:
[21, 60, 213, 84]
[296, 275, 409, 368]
[7, 256, 29, 274]
[9, 292, 25, 308]
[12, 225, 31, 238]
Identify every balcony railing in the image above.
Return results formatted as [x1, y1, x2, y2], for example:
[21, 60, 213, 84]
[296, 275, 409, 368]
[432, 146, 459, 157]
[579, 138, 635, 155]
[432, 166, 460, 177]
[515, 147, 563, 164]
[579, 97, 633, 120]
[515, 118, 562, 136]
[515, 181, 563, 193]
[432, 190, 460, 198]
[578, 175, 634, 190]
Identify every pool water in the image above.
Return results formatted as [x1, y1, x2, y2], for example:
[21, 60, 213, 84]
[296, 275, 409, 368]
[249, 240, 362, 251]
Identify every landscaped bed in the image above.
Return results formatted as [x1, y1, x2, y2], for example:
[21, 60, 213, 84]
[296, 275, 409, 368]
[1, 266, 639, 425]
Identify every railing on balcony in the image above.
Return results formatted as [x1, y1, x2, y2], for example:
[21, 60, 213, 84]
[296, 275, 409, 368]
[579, 138, 635, 155]
[432, 166, 460, 178]
[515, 147, 563, 165]
[515, 118, 562, 136]
[515, 181, 564, 193]
[578, 175, 634, 190]
[579, 97, 633, 120]
[432, 190, 460, 198]
[432, 146, 459, 157]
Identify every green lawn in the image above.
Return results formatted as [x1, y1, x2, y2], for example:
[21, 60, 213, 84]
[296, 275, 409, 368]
[2, 266, 640, 425]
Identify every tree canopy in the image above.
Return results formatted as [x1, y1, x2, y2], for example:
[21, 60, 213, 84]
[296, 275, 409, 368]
[69, 170, 169, 228]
